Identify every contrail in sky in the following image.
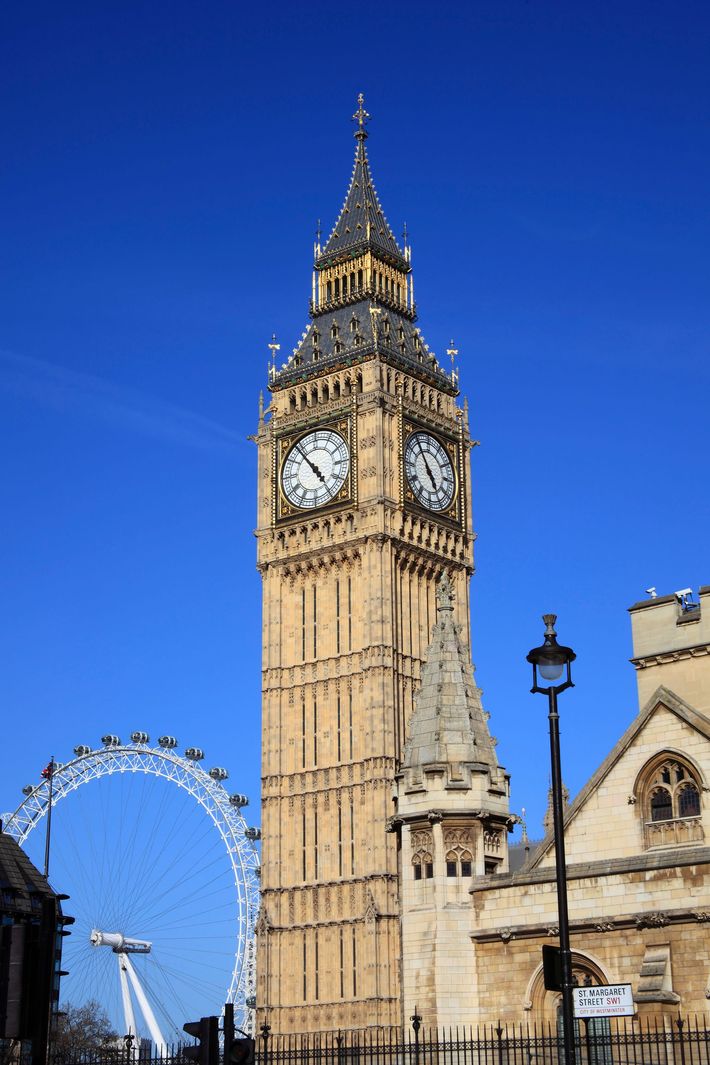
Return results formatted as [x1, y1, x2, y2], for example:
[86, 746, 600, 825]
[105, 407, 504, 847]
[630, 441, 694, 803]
[0, 348, 241, 453]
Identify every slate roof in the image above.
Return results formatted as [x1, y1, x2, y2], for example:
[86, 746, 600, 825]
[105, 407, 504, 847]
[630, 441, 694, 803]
[0, 826, 56, 915]
[402, 575, 500, 774]
[274, 297, 455, 392]
[317, 133, 407, 270]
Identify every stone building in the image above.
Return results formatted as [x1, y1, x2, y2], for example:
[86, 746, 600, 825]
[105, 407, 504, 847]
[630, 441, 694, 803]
[255, 95, 709, 1033]
[402, 583, 710, 1027]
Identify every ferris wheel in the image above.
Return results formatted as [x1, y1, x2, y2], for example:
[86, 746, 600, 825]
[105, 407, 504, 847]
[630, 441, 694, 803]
[2, 733, 261, 1047]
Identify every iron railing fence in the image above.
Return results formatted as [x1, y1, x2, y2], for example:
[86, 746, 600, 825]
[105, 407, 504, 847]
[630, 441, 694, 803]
[7, 1016, 705, 1065]
[256, 1017, 710, 1065]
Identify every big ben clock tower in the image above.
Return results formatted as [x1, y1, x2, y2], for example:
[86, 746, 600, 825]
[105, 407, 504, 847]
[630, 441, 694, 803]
[255, 97, 476, 1034]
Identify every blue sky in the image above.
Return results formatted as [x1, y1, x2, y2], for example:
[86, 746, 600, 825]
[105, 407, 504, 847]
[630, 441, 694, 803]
[1, 0, 709, 1021]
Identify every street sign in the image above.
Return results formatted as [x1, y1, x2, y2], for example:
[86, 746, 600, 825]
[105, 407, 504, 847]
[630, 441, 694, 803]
[573, 984, 634, 1018]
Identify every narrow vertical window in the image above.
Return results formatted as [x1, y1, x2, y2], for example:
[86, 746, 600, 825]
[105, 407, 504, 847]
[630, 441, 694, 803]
[349, 687, 353, 761]
[314, 928, 319, 1001]
[314, 810, 318, 880]
[350, 793, 355, 874]
[301, 695, 306, 768]
[335, 277, 340, 298]
[358, 268, 363, 289]
[339, 928, 345, 998]
[336, 579, 341, 653]
[352, 928, 358, 997]
[302, 810, 307, 881]
[337, 693, 342, 762]
[338, 802, 343, 876]
[302, 933, 307, 1000]
[326, 280, 332, 301]
[313, 585, 317, 658]
[347, 577, 352, 650]
[301, 588, 306, 661]
[313, 697, 318, 766]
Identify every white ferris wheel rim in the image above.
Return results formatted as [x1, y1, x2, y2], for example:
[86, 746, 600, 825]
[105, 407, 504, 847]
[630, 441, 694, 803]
[1, 740, 260, 1023]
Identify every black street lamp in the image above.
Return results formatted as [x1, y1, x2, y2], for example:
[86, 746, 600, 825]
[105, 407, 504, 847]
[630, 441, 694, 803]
[527, 614, 577, 1065]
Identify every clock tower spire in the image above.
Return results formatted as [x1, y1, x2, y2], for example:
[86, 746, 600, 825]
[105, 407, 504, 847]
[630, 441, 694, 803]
[255, 98, 475, 1034]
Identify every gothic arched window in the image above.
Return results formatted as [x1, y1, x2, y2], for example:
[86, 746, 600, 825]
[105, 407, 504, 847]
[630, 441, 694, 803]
[639, 754, 704, 848]
[412, 850, 433, 881]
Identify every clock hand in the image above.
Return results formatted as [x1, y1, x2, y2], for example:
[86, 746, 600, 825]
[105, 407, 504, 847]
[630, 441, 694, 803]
[417, 441, 438, 490]
[295, 444, 326, 484]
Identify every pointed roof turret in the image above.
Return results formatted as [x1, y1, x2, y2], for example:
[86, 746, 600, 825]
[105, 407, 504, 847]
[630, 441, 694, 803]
[317, 94, 407, 270]
[402, 574, 501, 779]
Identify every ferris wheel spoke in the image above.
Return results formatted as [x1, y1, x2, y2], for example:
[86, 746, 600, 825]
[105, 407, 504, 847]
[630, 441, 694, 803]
[137, 858, 237, 927]
[127, 811, 220, 924]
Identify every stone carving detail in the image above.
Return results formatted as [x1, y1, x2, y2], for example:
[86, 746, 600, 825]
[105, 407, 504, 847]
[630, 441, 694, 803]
[547, 925, 560, 937]
[499, 927, 513, 942]
[364, 889, 379, 923]
[693, 911, 710, 922]
[255, 908, 271, 936]
[436, 572, 455, 611]
[444, 827, 473, 848]
[411, 829, 434, 851]
[595, 922, 616, 933]
[635, 911, 668, 929]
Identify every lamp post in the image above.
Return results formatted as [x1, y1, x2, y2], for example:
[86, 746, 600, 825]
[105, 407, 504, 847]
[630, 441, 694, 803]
[527, 614, 577, 1065]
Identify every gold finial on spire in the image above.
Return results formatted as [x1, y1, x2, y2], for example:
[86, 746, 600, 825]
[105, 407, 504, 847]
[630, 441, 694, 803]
[267, 333, 280, 382]
[446, 339, 459, 387]
[352, 92, 370, 140]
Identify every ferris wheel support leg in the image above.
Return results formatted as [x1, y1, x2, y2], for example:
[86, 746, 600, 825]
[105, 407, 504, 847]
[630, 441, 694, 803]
[121, 951, 168, 1056]
[118, 955, 138, 1050]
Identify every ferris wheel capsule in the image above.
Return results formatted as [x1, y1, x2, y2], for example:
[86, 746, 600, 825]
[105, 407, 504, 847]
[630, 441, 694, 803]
[209, 767, 229, 781]
[158, 736, 178, 748]
[74, 745, 92, 757]
[101, 735, 121, 747]
[245, 827, 261, 841]
[22, 785, 34, 796]
[130, 731, 150, 745]
[230, 794, 249, 808]
[185, 747, 204, 761]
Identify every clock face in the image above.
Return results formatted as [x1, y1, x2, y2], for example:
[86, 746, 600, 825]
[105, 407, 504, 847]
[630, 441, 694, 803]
[281, 429, 350, 510]
[404, 431, 456, 511]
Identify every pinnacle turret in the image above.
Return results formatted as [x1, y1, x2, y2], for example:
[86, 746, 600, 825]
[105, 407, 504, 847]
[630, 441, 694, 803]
[401, 573, 500, 781]
[318, 94, 406, 269]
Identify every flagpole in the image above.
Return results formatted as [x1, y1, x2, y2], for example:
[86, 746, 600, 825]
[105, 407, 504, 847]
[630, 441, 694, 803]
[44, 755, 55, 879]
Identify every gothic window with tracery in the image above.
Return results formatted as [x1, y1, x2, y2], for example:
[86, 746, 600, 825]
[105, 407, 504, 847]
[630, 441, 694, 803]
[640, 755, 703, 848]
[445, 849, 473, 878]
[412, 851, 433, 880]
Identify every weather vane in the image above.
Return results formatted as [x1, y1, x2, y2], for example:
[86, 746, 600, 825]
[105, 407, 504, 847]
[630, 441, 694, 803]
[353, 92, 370, 138]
